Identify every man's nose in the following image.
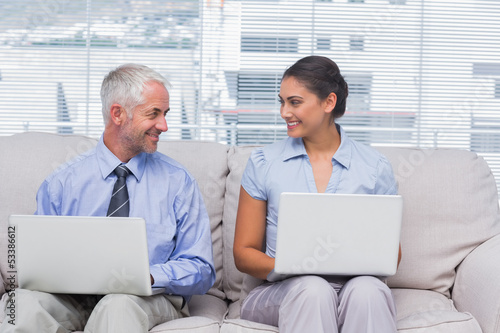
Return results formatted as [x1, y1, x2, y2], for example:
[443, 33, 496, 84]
[157, 115, 168, 132]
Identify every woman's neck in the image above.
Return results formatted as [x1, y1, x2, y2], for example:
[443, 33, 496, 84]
[303, 123, 341, 160]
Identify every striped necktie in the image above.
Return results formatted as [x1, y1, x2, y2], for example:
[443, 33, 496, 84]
[107, 165, 131, 217]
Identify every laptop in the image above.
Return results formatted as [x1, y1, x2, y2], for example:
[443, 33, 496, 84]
[9, 215, 165, 296]
[270, 192, 403, 281]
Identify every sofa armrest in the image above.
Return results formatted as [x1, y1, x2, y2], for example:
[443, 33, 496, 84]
[453, 234, 500, 333]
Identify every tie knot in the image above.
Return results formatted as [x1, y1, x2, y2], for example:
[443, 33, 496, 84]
[114, 165, 130, 178]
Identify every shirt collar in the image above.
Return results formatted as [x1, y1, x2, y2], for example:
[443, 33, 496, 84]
[282, 137, 308, 161]
[332, 124, 351, 169]
[96, 135, 147, 182]
[281, 124, 352, 169]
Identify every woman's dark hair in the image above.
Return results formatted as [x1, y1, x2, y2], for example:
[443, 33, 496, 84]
[282, 56, 349, 121]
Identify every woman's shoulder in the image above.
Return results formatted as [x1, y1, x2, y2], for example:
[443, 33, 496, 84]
[343, 135, 397, 194]
[250, 138, 293, 165]
[347, 137, 389, 166]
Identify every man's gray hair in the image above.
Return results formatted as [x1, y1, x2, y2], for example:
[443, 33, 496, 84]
[100, 64, 170, 124]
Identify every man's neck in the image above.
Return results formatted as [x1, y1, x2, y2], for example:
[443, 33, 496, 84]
[102, 129, 134, 163]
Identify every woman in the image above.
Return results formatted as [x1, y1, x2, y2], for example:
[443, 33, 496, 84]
[233, 55, 401, 332]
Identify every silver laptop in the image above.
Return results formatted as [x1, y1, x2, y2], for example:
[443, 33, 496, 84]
[9, 215, 165, 296]
[271, 192, 403, 281]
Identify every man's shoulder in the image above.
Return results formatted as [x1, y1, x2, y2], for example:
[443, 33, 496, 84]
[148, 151, 193, 178]
[46, 148, 98, 182]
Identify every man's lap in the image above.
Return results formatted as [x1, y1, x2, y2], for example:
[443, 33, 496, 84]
[1, 289, 186, 332]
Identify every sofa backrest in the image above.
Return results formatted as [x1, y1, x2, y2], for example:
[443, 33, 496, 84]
[0, 132, 229, 299]
[378, 147, 500, 297]
[222, 145, 257, 302]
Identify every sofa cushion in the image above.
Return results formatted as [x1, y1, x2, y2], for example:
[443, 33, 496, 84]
[187, 294, 227, 323]
[220, 319, 278, 333]
[377, 148, 500, 297]
[68, 317, 220, 333]
[393, 288, 482, 332]
[150, 316, 220, 333]
[222, 145, 258, 302]
[226, 287, 483, 332]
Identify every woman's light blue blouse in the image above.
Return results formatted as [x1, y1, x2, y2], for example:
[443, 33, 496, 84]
[240, 125, 398, 258]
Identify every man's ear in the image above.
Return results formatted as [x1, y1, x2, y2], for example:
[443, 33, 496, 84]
[324, 92, 337, 114]
[109, 104, 126, 125]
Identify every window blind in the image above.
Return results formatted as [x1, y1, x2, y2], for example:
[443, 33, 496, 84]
[1, 0, 499, 195]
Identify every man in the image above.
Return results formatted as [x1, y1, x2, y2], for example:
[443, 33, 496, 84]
[1, 64, 216, 332]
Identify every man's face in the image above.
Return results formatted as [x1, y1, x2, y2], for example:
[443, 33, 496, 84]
[119, 81, 170, 157]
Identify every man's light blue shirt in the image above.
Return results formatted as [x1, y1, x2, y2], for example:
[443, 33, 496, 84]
[241, 125, 398, 258]
[35, 136, 216, 299]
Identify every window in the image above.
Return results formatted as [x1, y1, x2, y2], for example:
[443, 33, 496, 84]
[317, 37, 331, 50]
[471, 117, 500, 153]
[474, 63, 500, 99]
[221, 72, 285, 145]
[349, 36, 364, 51]
[241, 36, 298, 53]
[1, 0, 500, 195]
[338, 74, 373, 144]
[389, 0, 406, 4]
[473, 63, 500, 76]
[236, 73, 281, 106]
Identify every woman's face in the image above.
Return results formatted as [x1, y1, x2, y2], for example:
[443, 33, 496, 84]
[278, 76, 334, 138]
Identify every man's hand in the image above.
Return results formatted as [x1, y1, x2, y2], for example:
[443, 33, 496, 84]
[150, 274, 154, 285]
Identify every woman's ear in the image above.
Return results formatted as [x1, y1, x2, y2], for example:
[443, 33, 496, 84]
[324, 92, 337, 114]
[109, 104, 126, 125]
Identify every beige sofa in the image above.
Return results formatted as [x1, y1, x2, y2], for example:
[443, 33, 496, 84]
[1, 132, 500, 332]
